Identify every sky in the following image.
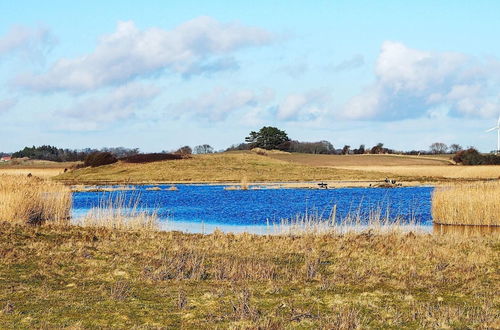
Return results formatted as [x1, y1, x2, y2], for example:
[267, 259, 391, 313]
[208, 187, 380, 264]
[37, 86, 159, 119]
[1, 0, 500, 153]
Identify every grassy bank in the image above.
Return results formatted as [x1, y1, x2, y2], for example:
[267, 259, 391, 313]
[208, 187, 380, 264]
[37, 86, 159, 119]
[55, 153, 394, 184]
[433, 182, 500, 226]
[0, 223, 498, 328]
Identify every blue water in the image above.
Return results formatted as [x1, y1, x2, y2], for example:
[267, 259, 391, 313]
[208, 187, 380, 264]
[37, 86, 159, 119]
[72, 185, 434, 229]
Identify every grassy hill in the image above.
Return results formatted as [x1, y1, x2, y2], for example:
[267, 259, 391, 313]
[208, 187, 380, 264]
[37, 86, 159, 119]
[55, 153, 393, 184]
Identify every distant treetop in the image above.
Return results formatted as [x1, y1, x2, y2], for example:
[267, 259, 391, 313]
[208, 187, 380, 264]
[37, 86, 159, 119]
[245, 126, 290, 150]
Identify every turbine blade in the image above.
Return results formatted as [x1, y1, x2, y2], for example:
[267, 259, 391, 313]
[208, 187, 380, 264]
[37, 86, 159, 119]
[485, 127, 498, 132]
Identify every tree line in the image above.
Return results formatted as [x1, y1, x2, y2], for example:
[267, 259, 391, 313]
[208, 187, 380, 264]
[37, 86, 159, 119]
[3, 126, 498, 165]
[11, 146, 140, 162]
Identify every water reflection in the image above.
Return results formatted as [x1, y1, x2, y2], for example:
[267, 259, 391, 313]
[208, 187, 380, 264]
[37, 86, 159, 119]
[433, 223, 500, 237]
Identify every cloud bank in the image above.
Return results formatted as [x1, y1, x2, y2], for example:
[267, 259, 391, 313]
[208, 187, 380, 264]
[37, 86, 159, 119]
[13, 17, 274, 92]
[342, 41, 500, 120]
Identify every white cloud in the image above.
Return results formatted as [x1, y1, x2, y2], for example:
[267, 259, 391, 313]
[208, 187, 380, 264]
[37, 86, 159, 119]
[0, 98, 18, 114]
[277, 90, 330, 121]
[14, 17, 273, 92]
[169, 87, 274, 121]
[342, 41, 500, 120]
[55, 83, 159, 130]
[0, 25, 56, 61]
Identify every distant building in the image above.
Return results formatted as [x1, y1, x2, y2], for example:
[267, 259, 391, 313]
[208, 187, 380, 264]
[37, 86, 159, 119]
[0, 156, 12, 162]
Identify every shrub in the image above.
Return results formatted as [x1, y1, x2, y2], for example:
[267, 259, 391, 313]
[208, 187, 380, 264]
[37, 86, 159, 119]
[84, 152, 118, 167]
[121, 153, 184, 163]
[175, 146, 192, 155]
[453, 148, 500, 165]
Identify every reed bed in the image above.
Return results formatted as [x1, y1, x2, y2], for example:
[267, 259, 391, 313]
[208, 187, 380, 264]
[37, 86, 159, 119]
[75, 192, 159, 231]
[0, 174, 71, 224]
[277, 204, 419, 235]
[432, 181, 500, 226]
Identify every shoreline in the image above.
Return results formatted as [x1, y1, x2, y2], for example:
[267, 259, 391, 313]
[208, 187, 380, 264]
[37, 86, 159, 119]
[64, 178, 500, 190]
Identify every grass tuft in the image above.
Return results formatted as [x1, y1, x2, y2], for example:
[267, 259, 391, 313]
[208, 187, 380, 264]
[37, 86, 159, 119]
[0, 174, 71, 224]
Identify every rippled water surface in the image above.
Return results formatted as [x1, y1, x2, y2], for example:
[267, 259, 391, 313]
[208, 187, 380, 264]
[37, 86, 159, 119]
[72, 185, 434, 231]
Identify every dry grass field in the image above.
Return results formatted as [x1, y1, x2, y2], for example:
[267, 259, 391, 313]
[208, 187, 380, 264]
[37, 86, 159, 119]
[0, 160, 78, 178]
[53, 152, 500, 184]
[336, 165, 500, 180]
[268, 153, 500, 180]
[0, 222, 498, 328]
[268, 153, 454, 166]
[0, 168, 68, 178]
[55, 153, 392, 184]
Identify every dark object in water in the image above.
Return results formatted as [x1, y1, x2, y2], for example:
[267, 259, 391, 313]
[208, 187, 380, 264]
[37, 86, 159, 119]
[318, 182, 328, 189]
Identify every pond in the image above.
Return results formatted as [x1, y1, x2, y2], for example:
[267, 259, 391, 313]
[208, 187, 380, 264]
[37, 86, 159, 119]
[72, 184, 434, 234]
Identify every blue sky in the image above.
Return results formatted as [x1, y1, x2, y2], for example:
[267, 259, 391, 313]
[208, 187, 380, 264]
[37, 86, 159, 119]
[1, 0, 500, 152]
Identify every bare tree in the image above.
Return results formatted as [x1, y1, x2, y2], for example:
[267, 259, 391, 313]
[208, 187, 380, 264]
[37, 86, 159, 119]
[194, 144, 214, 154]
[175, 146, 192, 155]
[429, 142, 448, 154]
[449, 144, 463, 154]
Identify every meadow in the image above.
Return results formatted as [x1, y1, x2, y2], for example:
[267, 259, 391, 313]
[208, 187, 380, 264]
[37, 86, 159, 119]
[1, 222, 499, 328]
[55, 153, 393, 184]
[0, 153, 499, 328]
[268, 153, 500, 180]
[0, 159, 77, 179]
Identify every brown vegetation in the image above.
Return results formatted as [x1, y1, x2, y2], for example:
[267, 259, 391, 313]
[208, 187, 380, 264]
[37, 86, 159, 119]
[432, 182, 500, 226]
[121, 153, 185, 163]
[0, 175, 71, 224]
[55, 153, 388, 184]
[268, 153, 453, 166]
[0, 223, 498, 328]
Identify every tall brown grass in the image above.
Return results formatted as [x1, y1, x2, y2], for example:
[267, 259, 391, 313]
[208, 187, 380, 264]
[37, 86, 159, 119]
[75, 192, 159, 231]
[432, 181, 500, 226]
[277, 204, 419, 235]
[0, 174, 71, 224]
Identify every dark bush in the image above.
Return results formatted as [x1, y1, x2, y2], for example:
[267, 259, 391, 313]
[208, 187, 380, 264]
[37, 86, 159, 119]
[84, 152, 118, 167]
[121, 153, 184, 163]
[482, 154, 500, 165]
[453, 148, 500, 165]
[175, 146, 192, 155]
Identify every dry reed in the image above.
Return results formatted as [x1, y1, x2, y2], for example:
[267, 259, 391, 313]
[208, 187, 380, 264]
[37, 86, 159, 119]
[75, 192, 159, 231]
[277, 204, 419, 235]
[0, 174, 71, 224]
[432, 181, 500, 226]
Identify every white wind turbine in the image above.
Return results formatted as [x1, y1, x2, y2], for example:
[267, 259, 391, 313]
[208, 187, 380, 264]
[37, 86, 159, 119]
[485, 115, 500, 154]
